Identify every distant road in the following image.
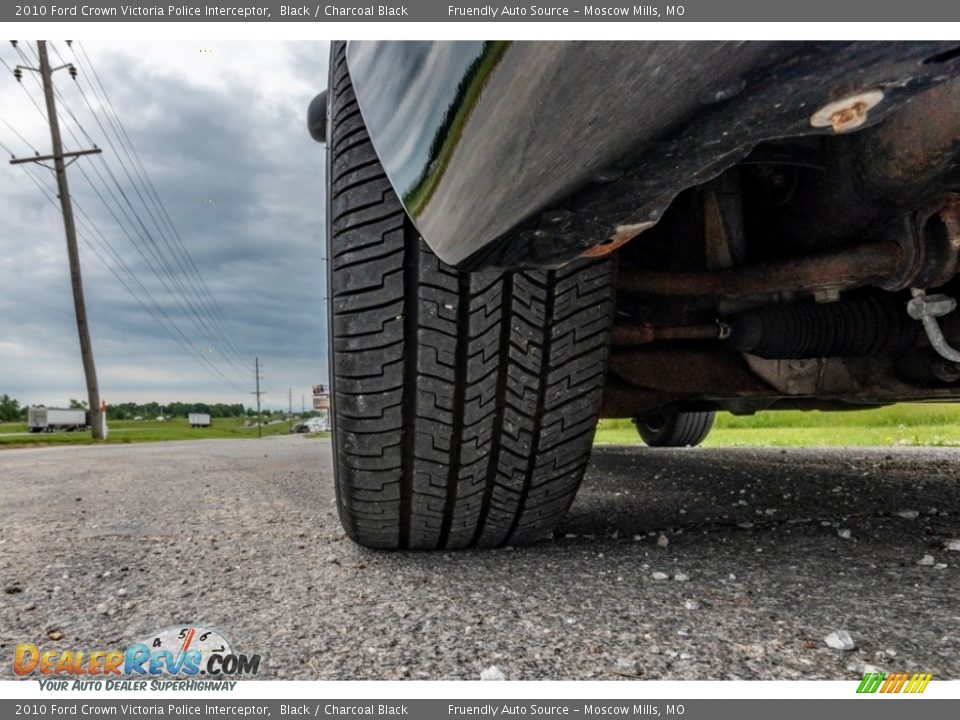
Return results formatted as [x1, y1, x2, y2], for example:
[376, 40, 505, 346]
[1, 438, 957, 680]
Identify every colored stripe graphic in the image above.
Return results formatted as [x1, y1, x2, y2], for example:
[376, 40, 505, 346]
[905, 673, 933, 693]
[858, 672, 932, 694]
[857, 672, 885, 693]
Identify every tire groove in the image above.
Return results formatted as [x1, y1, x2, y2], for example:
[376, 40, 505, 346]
[470, 273, 511, 547]
[399, 223, 419, 550]
[437, 272, 471, 549]
[503, 270, 554, 547]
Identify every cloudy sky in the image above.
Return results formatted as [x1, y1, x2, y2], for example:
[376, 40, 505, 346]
[0, 41, 330, 409]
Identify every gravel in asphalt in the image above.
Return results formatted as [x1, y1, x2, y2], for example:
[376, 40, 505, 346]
[1, 437, 958, 680]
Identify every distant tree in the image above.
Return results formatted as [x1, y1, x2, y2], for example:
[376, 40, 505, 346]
[0, 394, 22, 422]
[69, 398, 88, 410]
[101, 401, 255, 420]
[81, 400, 259, 421]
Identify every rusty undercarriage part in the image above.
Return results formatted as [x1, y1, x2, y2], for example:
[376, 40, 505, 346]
[909, 199, 960, 290]
[725, 292, 918, 359]
[615, 241, 903, 298]
[611, 293, 920, 359]
[608, 346, 773, 396]
[610, 322, 730, 346]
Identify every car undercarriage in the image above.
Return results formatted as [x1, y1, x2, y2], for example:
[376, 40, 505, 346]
[602, 76, 960, 427]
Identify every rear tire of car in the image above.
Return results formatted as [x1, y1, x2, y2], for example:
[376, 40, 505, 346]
[326, 42, 615, 550]
[633, 410, 715, 448]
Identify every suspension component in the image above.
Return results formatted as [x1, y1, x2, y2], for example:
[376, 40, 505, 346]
[615, 241, 903, 298]
[725, 292, 917, 359]
[610, 322, 731, 346]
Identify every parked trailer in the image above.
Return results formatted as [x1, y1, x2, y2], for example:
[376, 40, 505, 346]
[189, 413, 212, 428]
[27, 407, 89, 433]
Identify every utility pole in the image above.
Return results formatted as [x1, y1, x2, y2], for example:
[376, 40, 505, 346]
[301, 394, 305, 416]
[251, 357, 263, 438]
[288, 388, 293, 432]
[10, 41, 105, 439]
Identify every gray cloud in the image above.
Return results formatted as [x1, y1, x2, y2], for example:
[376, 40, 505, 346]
[0, 41, 329, 408]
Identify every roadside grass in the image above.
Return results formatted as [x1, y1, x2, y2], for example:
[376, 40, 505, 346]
[594, 404, 960, 448]
[0, 417, 306, 449]
[4, 405, 957, 449]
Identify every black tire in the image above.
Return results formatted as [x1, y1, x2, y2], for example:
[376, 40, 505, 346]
[633, 410, 715, 447]
[326, 42, 615, 550]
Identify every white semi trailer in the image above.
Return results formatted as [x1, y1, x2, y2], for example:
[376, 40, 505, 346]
[189, 413, 212, 428]
[27, 407, 89, 433]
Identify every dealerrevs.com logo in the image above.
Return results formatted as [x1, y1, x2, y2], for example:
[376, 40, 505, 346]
[14, 625, 261, 691]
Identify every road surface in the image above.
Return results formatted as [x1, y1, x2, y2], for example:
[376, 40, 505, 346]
[1, 437, 958, 680]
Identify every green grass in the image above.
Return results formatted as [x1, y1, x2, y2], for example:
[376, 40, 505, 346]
[0, 417, 307, 448]
[4, 405, 958, 449]
[594, 404, 960, 448]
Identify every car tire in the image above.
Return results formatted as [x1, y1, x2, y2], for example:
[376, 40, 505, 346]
[633, 410, 715, 448]
[326, 42, 615, 550]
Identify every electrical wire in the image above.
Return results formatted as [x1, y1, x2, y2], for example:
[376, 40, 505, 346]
[11, 156, 249, 393]
[70, 41, 254, 372]
[1, 52, 255, 394]
[39, 41, 254, 386]
[7, 40, 283, 398]
[1, 50, 48, 122]
[0, 113, 38, 155]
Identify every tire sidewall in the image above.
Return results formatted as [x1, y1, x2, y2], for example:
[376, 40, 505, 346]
[325, 42, 353, 540]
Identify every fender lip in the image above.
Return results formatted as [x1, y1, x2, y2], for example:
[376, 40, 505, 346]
[345, 40, 960, 271]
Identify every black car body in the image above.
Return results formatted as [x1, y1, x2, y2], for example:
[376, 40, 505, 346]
[343, 41, 960, 269]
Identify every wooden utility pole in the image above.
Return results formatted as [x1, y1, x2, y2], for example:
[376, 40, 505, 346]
[251, 357, 263, 438]
[288, 388, 293, 432]
[10, 41, 104, 439]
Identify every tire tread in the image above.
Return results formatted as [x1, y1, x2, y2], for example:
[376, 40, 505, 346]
[327, 41, 614, 549]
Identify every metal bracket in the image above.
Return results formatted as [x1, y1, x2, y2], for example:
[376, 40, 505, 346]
[908, 288, 960, 362]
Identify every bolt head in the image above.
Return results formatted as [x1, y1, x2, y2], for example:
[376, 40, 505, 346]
[810, 90, 884, 134]
[907, 293, 957, 319]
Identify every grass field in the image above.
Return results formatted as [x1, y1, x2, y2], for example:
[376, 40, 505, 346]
[594, 403, 960, 447]
[3, 405, 958, 449]
[0, 417, 321, 448]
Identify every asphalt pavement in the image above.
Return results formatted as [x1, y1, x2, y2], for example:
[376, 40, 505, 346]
[1, 437, 958, 680]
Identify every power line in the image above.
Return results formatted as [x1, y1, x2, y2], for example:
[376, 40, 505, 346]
[39, 43, 254, 387]
[0, 112, 38, 155]
[40, 89, 253, 388]
[14, 158, 249, 395]
[1, 48, 47, 121]
[5, 41, 278, 401]
[72, 156, 253, 390]
[65, 89, 247, 378]
[21, 39, 250, 383]
[69, 41, 254, 372]
[2, 49, 252, 396]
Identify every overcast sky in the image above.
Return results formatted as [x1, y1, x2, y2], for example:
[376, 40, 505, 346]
[0, 41, 330, 409]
